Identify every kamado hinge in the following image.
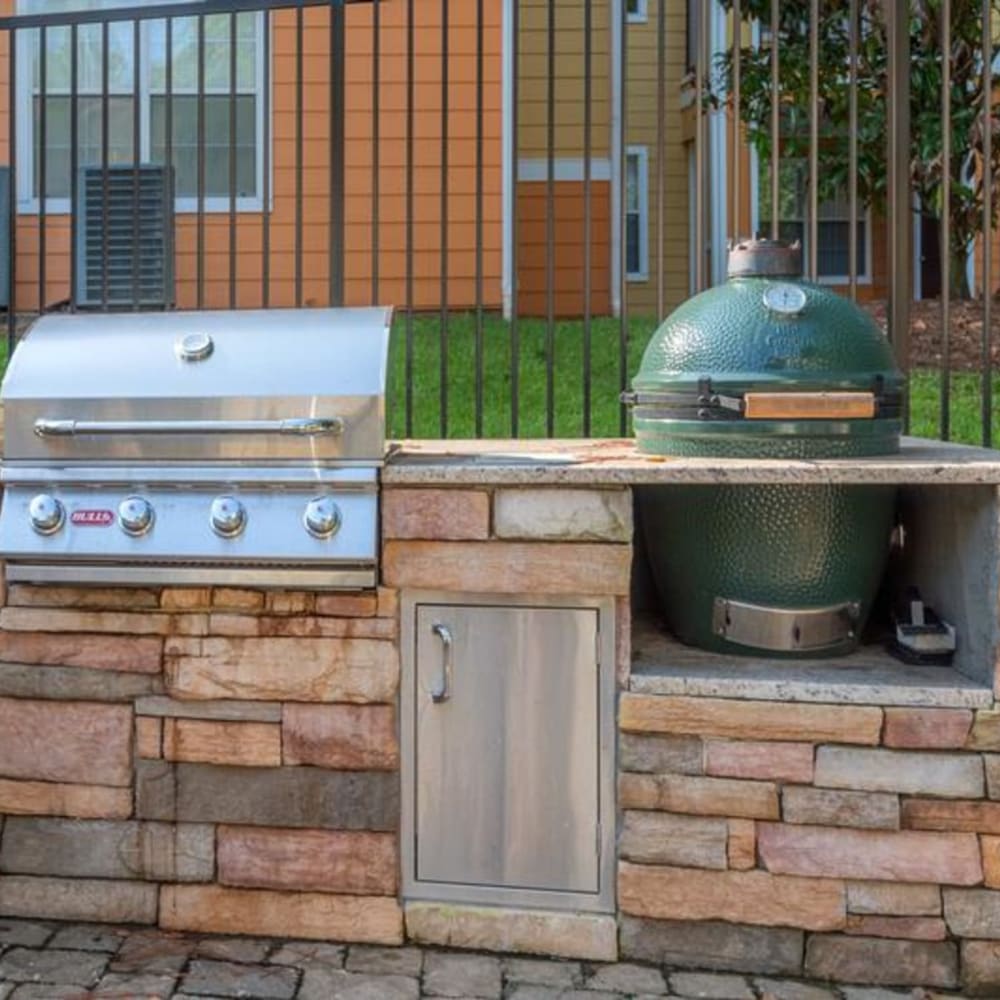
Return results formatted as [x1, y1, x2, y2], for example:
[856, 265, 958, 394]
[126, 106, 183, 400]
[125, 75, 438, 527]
[621, 375, 903, 421]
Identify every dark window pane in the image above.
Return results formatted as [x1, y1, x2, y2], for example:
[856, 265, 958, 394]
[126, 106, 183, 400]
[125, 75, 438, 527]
[150, 94, 257, 199]
[34, 94, 135, 199]
[626, 212, 641, 275]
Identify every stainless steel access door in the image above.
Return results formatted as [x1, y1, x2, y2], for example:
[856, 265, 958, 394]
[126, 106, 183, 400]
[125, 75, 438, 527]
[402, 594, 615, 913]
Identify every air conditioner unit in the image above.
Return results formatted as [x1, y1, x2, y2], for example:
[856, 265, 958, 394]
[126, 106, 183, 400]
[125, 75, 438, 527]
[74, 165, 174, 309]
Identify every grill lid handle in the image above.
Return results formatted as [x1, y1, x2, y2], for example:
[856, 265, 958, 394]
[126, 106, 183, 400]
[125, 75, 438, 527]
[33, 417, 345, 438]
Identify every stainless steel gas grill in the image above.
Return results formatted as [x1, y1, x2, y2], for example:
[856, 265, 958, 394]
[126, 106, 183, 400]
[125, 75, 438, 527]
[0, 308, 391, 589]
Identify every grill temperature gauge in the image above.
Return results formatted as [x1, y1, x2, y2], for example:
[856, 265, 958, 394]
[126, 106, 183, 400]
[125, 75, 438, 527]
[763, 282, 808, 316]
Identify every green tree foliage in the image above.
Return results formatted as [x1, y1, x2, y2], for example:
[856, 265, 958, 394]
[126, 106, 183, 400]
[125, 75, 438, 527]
[713, 0, 1000, 297]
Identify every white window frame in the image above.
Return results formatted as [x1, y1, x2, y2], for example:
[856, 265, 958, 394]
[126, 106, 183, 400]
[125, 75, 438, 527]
[627, 0, 648, 23]
[750, 159, 873, 286]
[15, 1, 269, 215]
[626, 144, 649, 282]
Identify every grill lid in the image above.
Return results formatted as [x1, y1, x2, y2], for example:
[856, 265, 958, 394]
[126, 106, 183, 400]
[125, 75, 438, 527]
[1, 307, 392, 465]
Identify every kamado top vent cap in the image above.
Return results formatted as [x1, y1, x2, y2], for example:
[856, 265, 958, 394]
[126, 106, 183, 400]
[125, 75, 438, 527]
[727, 236, 803, 278]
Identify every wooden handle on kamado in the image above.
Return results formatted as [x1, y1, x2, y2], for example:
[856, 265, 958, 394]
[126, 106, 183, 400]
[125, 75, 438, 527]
[742, 391, 876, 420]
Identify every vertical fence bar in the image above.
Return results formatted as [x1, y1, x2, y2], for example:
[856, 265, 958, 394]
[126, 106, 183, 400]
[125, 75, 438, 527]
[982, 0, 992, 446]
[101, 20, 110, 309]
[196, 13, 205, 308]
[769, 0, 779, 240]
[694, 0, 705, 290]
[732, 0, 740, 244]
[618, 0, 628, 436]
[38, 26, 46, 315]
[439, 0, 449, 438]
[404, 0, 414, 436]
[807, 0, 818, 280]
[371, 0, 380, 304]
[886, 0, 911, 428]
[69, 23, 78, 313]
[582, 0, 592, 435]
[262, 10, 272, 307]
[848, 0, 858, 300]
[510, 0, 520, 437]
[295, 2, 303, 308]
[940, 0, 951, 439]
[132, 18, 141, 308]
[545, 0, 555, 437]
[474, 0, 484, 437]
[7, 27, 16, 351]
[655, 0, 665, 319]
[166, 16, 174, 307]
[229, 11, 238, 309]
[329, 1, 344, 305]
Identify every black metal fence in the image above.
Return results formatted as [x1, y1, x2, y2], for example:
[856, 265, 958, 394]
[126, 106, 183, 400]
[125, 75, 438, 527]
[0, 1, 996, 445]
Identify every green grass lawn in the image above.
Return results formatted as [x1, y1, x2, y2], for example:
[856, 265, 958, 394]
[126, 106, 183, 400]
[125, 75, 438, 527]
[387, 311, 1000, 447]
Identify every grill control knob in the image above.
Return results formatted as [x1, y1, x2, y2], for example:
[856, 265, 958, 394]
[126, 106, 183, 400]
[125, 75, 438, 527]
[303, 496, 342, 539]
[28, 494, 65, 535]
[118, 496, 154, 536]
[210, 495, 246, 538]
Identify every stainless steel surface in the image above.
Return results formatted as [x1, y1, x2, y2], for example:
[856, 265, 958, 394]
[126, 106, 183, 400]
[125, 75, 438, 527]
[117, 496, 154, 537]
[28, 494, 64, 535]
[429, 622, 453, 703]
[5, 564, 375, 589]
[303, 496, 342, 539]
[401, 592, 616, 914]
[713, 596, 861, 653]
[0, 306, 388, 589]
[177, 331, 214, 362]
[2, 308, 390, 464]
[33, 417, 345, 439]
[210, 495, 248, 538]
[0, 485, 376, 569]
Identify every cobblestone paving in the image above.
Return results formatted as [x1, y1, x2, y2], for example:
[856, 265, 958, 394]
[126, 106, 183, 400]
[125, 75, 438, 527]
[0, 919, 976, 1000]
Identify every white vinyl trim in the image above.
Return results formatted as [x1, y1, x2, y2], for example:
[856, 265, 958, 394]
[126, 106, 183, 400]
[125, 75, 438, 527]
[518, 158, 612, 183]
[625, 145, 648, 281]
[626, 0, 648, 23]
[15, 2, 269, 215]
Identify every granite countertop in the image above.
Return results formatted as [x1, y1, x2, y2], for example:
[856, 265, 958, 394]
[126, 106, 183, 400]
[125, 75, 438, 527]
[382, 436, 1000, 486]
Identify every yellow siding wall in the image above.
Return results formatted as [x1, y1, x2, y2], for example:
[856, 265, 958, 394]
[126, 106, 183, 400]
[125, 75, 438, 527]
[518, 0, 611, 159]
[625, 1, 689, 317]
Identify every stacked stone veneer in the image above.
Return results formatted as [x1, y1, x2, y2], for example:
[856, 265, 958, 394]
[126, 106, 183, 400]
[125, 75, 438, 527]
[617, 695, 1000, 994]
[0, 482, 633, 959]
[0, 582, 404, 944]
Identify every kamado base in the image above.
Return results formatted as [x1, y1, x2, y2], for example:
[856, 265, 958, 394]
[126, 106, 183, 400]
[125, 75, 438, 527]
[637, 482, 897, 658]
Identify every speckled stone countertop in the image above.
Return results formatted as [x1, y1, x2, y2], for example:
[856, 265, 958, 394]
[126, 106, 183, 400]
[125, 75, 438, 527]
[382, 436, 1000, 486]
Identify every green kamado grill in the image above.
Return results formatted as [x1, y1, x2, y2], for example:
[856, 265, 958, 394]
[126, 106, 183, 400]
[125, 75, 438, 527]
[625, 238, 905, 657]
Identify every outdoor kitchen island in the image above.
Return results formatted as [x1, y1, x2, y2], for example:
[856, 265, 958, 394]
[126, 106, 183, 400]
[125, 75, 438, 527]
[3, 437, 1000, 992]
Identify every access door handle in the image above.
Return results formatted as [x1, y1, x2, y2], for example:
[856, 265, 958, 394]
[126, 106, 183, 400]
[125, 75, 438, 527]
[430, 623, 453, 703]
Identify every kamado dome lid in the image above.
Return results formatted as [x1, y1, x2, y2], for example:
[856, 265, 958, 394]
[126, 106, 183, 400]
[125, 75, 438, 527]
[624, 238, 905, 458]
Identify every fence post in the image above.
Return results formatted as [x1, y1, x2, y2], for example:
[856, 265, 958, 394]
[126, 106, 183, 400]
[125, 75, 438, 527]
[885, 0, 911, 393]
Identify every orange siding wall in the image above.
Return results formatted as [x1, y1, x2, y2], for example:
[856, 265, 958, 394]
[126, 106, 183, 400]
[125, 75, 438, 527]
[0, 1, 503, 313]
[517, 180, 610, 317]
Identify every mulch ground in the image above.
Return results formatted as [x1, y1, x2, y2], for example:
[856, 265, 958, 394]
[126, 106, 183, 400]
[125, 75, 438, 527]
[864, 298, 1000, 370]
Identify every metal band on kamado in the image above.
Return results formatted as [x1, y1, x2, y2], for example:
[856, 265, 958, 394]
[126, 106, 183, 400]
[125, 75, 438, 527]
[624, 239, 905, 657]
